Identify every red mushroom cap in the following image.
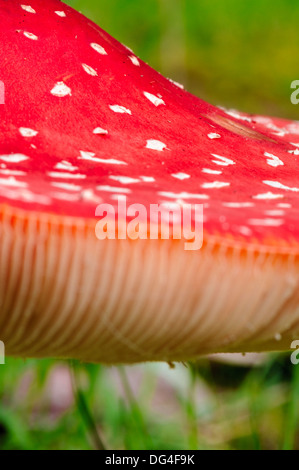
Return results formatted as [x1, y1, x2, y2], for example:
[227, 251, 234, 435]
[1, 0, 299, 363]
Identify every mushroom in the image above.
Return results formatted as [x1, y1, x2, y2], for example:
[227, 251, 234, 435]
[1, 0, 299, 364]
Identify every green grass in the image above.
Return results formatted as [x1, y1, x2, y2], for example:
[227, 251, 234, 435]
[0, 355, 299, 450]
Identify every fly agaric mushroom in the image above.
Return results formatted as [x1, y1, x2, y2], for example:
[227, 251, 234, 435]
[1, 0, 299, 364]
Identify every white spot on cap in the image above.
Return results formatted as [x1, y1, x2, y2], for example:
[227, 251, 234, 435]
[202, 168, 222, 175]
[0, 169, 26, 176]
[140, 176, 155, 183]
[80, 189, 102, 204]
[202, 181, 230, 189]
[90, 43, 107, 55]
[93, 127, 108, 135]
[0, 177, 27, 188]
[109, 176, 140, 184]
[109, 105, 132, 115]
[23, 31, 38, 40]
[124, 44, 134, 54]
[248, 218, 284, 227]
[263, 181, 299, 192]
[97, 185, 131, 194]
[146, 140, 166, 151]
[51, 192, 79, 202]
[79, 151, 127, 165]
[82, 64, 98, 76]
[265, 210, 285, 217]
[224, 109, 251, 122]
[264, 152, 284, 167]
[144, 92, 165, 107]
[277, 203, 291, 208]
[55, 11, 66, 17]
[238, 226, 252, 237]
[253, 192, 284, 200]
[158, 191, 209, 200]
[0, 188, 51, 205]
[208, 133, 221, 140]
[0, 153, 29, 163]
[288, 149, 299, 155]
[19, 127, 38, 137]
[21, 5, 36, 13]
[223, 202, 254, 208]
[48, 172, 86, 179]
[51, 82, 71, 97]
[211, 154, 235, 166]
[171, 173, 190, 180]
[51, 182, 81, 191]
[129, 55, 140, 66]
[55, 161, 78, 172]
[110, 194, 127, 202]
[168, 78, 184, 90]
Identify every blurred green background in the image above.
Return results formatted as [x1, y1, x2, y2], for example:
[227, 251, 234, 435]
[1, 0, 299, 451]
[66, 0, 299, 119]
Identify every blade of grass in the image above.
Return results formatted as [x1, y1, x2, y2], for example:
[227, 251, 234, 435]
[117, 366, 153, 449]
[70, 361, 106, 450]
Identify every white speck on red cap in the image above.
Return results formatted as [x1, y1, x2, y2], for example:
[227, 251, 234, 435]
[55, 11, 66, 17]
[253, 193, 284, 200]
[109, 176, 140, 185]
[223, 202, 254, 208]
[129, 56, 140, 66]
[0, 154, 29, 163]
[248, 218, 284, 227]
[51, 182, 82, 191]
[140, 176, 155, 183]
[263, 181, 299, 192]
[143, 92, 165, 107]
[109, 105, 132, 115]
[55, 161, 78, 172]
[78, 151, 127, 166]
[0, 176, 27, 188]
[48, 172, 86, 180]
[171, 173, 190, 180]
[23, 31, 38, 40]
[208, 133, 221, 140]
[146, 140, 166, 151]
[202, 181, 230, 189]
[158, 191, 209, 200]
[90, 43, 107, 55]
[93, 128, 108, 135]
[202, 168, 223, 175]
[21, 5, 36, 13]
[19, 128, 38, 137]
[82, 64, 98, 76]
[264, 152, 284, 167]
[51, 82, 71, 97]
[96, 185, 131, 194]
[211, 154, 235, 166]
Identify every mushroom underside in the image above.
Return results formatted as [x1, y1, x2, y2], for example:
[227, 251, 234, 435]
[1, 205, 298, 364]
